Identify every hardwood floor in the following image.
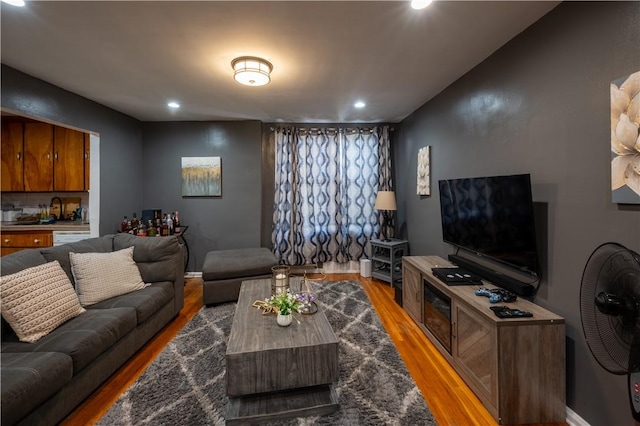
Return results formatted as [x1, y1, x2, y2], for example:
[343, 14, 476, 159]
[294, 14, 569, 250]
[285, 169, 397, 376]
[62, 274, 567, 426]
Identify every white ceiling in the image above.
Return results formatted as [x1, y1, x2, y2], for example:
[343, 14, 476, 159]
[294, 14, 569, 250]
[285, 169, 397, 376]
[0, 1, 559, 123]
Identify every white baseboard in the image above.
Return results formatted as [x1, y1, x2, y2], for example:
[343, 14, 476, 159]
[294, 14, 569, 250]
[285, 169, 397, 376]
[184, 271, 202, 278]
[566, 406, 590, 426]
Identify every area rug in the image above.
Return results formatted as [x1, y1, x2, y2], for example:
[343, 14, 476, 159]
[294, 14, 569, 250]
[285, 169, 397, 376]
[97, 280, 437, 425]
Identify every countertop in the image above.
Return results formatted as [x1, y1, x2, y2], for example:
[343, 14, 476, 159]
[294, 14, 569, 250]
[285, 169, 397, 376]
[1, 223, 90, 232]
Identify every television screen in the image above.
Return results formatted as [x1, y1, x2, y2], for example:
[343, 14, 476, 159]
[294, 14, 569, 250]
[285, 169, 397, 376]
[438, 174, 540, 277]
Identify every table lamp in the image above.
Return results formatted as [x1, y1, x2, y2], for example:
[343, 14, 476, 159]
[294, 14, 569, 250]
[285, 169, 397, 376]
[374, 190, 397, 242]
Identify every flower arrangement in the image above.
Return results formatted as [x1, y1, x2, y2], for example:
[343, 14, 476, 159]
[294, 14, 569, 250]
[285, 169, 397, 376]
[267, 291, 302, 316]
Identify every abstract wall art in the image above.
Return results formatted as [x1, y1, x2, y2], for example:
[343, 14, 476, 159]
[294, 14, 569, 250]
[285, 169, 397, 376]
[181, 156, 221, 197]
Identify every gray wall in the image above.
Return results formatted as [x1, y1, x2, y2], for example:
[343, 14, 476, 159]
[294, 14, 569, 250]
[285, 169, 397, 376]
[396, 2, 640, 425]
[1, 65, 143, 236]
[141, 121, 263, 271]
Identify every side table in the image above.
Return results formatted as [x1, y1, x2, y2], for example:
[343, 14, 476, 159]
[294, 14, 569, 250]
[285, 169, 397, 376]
[370, 239, 409, 287]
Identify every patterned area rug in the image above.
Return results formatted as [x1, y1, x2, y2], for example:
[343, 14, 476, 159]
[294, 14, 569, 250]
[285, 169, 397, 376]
[98, 280, 436, 425]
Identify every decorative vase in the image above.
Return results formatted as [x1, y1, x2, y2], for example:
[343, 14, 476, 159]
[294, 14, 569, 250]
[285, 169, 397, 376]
[277, 313, 292, 327]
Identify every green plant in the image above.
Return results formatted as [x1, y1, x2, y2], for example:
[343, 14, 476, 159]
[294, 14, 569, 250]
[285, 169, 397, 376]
[267, 291, 302, 316]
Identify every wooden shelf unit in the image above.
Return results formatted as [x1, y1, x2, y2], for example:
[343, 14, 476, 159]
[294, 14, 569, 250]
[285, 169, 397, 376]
[402, 255, 566, 425]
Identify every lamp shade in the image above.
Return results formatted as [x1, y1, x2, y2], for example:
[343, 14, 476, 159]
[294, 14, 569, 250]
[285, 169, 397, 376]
[374, 191, 397, 211]
[231, 56, 273, 86]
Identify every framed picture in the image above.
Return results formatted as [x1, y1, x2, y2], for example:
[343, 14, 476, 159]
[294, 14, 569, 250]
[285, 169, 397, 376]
[181, 156, 221, 197]
[417, 146, 430, 196]
[611, 70, 639, 204]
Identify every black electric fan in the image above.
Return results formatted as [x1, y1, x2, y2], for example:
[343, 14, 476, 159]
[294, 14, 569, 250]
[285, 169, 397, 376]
[580, 242, 640, 422]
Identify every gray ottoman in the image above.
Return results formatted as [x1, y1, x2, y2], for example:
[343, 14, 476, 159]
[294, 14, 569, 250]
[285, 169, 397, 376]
[202, 248, 277, 305]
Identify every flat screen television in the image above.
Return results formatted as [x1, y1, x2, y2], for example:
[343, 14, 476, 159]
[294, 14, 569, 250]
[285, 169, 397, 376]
[438, 173, 540, 279]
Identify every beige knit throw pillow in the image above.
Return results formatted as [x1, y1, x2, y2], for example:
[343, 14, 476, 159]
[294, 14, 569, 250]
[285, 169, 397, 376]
[70, 246, 148, 306]
[1, 260, 86, 343]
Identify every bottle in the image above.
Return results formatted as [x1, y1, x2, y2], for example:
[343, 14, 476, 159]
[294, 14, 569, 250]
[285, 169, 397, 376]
[137, 220, 147, 237]
[147, 220, 157, 237]
[131, 212, 139, 229]
[174, 211, 181, 234]
[166, 213, 173, 235]
[120, 216, 128, 233]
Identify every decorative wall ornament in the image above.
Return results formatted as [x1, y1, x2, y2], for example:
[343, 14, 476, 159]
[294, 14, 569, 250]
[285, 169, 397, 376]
[181, 156, 221, 197]
[417, 146, 431, 196]
[611, 70, 640, 204]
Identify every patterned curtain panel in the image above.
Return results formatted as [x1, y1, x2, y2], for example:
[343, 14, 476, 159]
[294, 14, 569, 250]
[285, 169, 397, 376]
[272, 126, 393, 265]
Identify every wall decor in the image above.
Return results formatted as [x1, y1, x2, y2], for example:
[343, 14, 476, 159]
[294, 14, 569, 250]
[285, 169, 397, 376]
[417, 146, 431, 196]
[181, 156, 221, 197]
[611, 70, 639, 204]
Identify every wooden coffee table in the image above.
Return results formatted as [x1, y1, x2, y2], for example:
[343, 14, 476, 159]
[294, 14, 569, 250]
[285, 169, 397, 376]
[225, 279, 340, 425]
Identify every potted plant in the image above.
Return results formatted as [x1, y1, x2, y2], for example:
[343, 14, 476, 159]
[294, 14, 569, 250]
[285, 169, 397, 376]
[268, 291, 302, 326]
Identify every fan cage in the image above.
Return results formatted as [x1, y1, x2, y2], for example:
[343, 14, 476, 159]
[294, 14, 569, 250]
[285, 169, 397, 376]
[580, 242, 640, 374]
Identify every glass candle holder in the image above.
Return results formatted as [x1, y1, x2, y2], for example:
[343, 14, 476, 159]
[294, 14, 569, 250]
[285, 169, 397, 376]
[271, 265, 290, 296]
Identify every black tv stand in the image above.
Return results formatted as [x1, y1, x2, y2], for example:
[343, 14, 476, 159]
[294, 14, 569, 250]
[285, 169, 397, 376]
[448, 254, 536, 297]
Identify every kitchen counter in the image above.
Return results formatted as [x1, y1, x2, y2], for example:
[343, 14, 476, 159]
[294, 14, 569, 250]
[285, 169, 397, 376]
[1, 223, 90, 232]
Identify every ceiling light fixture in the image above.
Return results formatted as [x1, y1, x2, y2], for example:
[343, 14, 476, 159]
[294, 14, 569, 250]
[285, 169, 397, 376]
[231, 56, 273, 86]
[354, 101, 366, 108]
[1, 0, 26, 6]
[411, 0, 433, 10]
[167, 101, 180, 108]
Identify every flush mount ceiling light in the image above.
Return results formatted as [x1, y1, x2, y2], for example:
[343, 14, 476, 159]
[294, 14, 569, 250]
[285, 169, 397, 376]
[411, 0, 433, 10]
[1, 0, 26, 6]
[231, 56, 273, 86]
[167, 101, 180, 108]
[354, 101, 366, 108]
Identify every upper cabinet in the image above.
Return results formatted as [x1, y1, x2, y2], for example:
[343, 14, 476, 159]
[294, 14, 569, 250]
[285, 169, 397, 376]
[1, 122, 25, 192]
[84, 133, 90, 190]
[53, 126, 85, 191]
[1, 121, 89, 192]
[24, 122, 54, 192]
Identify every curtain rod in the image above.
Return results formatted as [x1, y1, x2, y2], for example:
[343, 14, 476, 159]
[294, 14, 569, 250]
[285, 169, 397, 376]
[269, 125, 395, 133]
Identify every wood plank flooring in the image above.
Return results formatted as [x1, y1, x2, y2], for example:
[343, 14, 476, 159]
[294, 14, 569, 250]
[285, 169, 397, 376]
[62, 274, 567, 426]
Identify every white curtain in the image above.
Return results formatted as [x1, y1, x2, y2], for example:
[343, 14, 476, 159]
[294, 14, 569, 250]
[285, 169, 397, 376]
[272, 126, 393, 265]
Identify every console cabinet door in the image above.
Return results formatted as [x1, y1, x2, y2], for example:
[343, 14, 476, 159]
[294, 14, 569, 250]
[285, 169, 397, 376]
[1, 122, 24, 191]
[24, 123, 54, 192]
[452, 301, 498, 412]
[54, 127, 85, 191]
[402, 262, 423, 323]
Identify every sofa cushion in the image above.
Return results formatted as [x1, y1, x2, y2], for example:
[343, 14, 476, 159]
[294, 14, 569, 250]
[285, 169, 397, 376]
[0, 261, 86, 343]
[1, 307, 137, 374]
[88, 282, 174, 324]
[114, 233, 181, 283]
[1, 352, 73, 426]
[70, 247, 148, 306]
[41, 235, 115, 284]
[202, 248, 276, 281]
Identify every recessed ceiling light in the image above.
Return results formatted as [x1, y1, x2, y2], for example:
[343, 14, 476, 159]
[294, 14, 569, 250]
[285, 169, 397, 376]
[354, 101, 366, 108]
[411, 0, 433, 10]
[1, 0, 26, 6]
[167, 102, 180, 108]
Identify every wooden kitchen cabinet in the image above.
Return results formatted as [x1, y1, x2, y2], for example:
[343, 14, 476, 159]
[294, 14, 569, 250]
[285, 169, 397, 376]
[0, 121, 89, 192]
[24, 122, 54, 192]
[1, 230, 53, 256]
[54, 126, 85, 191]
[1, 122, 24, 192]
[84, 132, 90, 190]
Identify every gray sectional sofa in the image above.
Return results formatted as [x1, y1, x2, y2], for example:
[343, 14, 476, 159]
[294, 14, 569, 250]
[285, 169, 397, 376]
[0, 233, 184, 426]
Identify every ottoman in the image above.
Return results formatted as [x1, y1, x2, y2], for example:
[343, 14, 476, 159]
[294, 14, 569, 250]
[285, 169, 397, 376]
[202, 248, 277, 305]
